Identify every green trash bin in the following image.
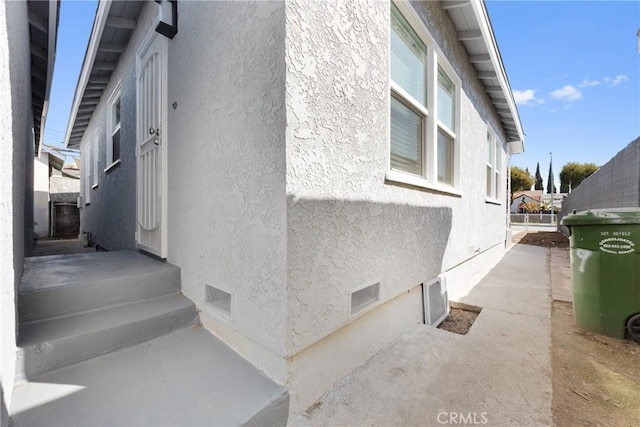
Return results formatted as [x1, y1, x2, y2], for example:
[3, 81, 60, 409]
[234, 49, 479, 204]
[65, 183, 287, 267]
[561, 208, 640, 340]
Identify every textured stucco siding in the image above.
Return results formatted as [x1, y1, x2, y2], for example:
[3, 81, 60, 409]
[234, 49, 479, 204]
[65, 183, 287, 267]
[559, 137, 640, 232]
[284, 0, 510, 355]
[167, 1, 288, 355]
[77, 3, 157, 251]
[0, 0, 32, 410]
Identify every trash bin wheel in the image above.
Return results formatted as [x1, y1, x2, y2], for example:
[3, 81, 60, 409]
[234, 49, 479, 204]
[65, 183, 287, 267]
[627, 313, 640, 343]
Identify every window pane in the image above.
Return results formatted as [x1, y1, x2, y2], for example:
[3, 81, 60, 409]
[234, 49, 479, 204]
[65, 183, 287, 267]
[495, 171, 500, 199]
[437, 129, 453, 185]
[391, 95, 422, 176]
[113, 129, 120, 162]
[391, 5, 427, 106]
[486, 165, 493, 196]
[115, 100, 121, 125]
[437, 67, 455, 130]
[487, 132, 493, 164]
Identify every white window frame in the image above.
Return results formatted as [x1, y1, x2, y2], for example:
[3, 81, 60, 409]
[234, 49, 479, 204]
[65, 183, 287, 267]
[106, 81, 122, 171]
[386, 1, 462, 196]
[486, 128, 503, 204]
[84, 141, 91, 205]
[92, 129, 99, 188]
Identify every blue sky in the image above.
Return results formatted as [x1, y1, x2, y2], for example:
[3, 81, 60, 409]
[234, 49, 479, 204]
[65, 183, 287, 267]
[486, 0, 640, 188]
[45, 1, 639, 189]
[43, 0, 96, 148]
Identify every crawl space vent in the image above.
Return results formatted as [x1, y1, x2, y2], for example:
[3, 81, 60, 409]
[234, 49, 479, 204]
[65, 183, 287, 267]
[350, 282, 380, 316]
[205, 285, 232, 318]
[424, 276, 448, 326]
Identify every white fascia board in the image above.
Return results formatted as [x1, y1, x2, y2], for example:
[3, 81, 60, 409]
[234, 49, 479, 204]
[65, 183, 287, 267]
[64, 0, 113, 149]
[38, 0, 60, 157]
[468, 0, 525, 144]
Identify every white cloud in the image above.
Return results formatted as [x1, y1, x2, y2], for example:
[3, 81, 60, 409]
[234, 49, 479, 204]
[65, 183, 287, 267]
[578, 79, 600, 87]
[604, 75, 629, 86]
[513, 89, 541, 106]
[550, 85, 582, 102]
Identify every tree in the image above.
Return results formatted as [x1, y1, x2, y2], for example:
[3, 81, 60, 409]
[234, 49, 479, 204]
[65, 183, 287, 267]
[559, 162, 599, 193]
[547, 161, 557, 194]
[534, 162, 543, 190]
[511, 166, 534, 196]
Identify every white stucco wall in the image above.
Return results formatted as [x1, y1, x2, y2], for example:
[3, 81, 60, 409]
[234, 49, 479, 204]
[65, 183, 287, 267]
[283, 0, 511, 409]
[0, 0, 32, 413]
[167, 0, 288, 366]
[34, 152, 50, 238]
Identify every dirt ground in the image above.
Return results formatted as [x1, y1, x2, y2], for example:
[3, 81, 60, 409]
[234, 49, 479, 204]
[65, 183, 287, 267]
[518, 232, 640, 426]
[517, 231, 570, 248]
[437, 307, 479, 335]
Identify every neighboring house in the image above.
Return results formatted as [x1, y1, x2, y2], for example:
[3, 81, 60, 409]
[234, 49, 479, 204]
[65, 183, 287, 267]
[0, 0, 58, 422]
[510, 190, 542, 213]
[559, 137, 640, 234]
[63, 0, 524, 417]
[510, 190, 565, 213]
[33, 149, 81, 239]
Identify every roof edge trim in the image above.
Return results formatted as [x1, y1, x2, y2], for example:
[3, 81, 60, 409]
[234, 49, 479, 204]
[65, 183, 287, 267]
[469, 0, 524, 145]
[38, 0, 60, 157]
[64, 0, 113, 149]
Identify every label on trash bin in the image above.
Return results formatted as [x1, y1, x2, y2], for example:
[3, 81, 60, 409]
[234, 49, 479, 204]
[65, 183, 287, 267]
[599, 237, 635, 254]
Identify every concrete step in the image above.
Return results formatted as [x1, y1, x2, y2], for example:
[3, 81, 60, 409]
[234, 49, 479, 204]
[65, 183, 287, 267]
[10, 327, 289, 427]
[16, 294, 198, 381]
[20, 251, 180, 322]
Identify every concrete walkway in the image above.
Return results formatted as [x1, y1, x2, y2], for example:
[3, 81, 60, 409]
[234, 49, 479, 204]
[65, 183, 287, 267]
[31, 239, 96, 256]
[294, 243, 553, 427]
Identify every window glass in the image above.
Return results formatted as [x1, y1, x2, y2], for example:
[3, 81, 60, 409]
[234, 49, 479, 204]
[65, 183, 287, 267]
[391, 95, 422, 176]
[391, 4, 427, 105]
[113, 129, 120, 162]
[437, 129, 453, 184]
[115, 100, 121, 125]
[437, 67, 455, 130]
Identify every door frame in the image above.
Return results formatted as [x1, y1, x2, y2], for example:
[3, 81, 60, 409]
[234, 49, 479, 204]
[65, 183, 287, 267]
[135, 27, 169, 259]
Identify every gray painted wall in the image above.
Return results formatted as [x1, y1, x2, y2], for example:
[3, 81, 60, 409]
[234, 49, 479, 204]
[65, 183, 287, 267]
[0, 0, 33, 415]
[77, 4, 157, 251]
[559, 137, 640, 233]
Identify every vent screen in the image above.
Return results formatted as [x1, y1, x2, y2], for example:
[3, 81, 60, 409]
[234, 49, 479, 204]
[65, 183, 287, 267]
[205, 285, 232, 318]
[350, 282, 380, 316]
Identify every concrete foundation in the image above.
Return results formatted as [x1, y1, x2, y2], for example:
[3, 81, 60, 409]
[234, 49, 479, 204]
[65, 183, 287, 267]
[293, 244, 552, 426]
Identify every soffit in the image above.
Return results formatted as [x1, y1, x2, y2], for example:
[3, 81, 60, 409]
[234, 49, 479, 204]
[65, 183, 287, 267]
[28, 0, 60, 154]
[443, 0, 524, 146]
[65, 1, 144, 149]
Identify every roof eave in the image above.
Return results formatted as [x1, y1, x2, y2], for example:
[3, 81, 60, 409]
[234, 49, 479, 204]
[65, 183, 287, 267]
[467, 0, 525, 149]
[37, 0, 60, 156]
[64, 0, 113, 150]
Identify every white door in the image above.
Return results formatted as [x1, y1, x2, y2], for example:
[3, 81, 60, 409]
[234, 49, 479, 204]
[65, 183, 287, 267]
[136, 33, 167, 258]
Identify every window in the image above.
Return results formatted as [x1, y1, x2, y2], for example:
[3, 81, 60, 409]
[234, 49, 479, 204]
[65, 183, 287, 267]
[486, 129, 502, 201]
[106, 83, 121, 169]
[92, 130, 99, 188]
[84, 142, 91, 204]
[389, 2, 460, 191]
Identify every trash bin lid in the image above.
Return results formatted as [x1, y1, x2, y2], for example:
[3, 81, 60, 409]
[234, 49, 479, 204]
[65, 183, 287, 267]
[561, 207, 640, 226]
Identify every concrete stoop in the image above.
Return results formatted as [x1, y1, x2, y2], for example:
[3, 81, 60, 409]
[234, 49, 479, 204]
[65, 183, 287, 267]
[10, 251, 289, 426]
